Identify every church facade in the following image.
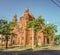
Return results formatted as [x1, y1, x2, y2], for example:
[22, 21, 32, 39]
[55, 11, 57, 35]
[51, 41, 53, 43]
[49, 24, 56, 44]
[0, 8, 54, 46]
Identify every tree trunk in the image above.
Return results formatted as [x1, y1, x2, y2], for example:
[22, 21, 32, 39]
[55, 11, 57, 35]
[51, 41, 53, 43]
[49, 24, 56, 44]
[32, 27, 34, 49]
[5, 36, 8, 49]
[44, 36, 45, 44]
[1, 35, 3, 49]
[11, 36, 12, 45]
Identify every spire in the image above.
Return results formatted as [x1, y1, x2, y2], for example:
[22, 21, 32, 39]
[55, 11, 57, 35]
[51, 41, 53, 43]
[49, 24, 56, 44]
[14, 13, 17, 18]
[38, 15, 42, 18]
[12, 13, 17, 22]
[25, 8, 29, 13]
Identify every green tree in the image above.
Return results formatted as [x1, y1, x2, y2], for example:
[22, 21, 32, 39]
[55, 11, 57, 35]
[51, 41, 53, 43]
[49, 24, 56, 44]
[54, 35, 60, 45]
[43, 24, 57, 44]
[26, 17, 44, 49]
[0, 19, 16, 48]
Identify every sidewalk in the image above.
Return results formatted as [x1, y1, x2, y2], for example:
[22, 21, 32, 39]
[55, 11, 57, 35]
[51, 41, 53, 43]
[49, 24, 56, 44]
[0, 45, 60, 51]
[34, 45, 60, 51]
[0, 47, 32, 51]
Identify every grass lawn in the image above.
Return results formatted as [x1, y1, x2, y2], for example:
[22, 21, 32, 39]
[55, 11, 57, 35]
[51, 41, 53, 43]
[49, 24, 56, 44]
[0, 45, 60, 51]
[0, 45, 32, 51]
[34, 45, 60, 51]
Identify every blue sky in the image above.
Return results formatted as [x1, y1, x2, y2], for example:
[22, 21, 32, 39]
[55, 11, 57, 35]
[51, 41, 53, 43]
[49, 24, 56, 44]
[0, 0, 60, 34]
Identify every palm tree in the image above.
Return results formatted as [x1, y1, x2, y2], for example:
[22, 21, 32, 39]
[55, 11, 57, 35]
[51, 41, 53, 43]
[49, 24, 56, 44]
[0, 19, 16, 48]
[26, 17, 44, 49]
[43, 24, 57, 45]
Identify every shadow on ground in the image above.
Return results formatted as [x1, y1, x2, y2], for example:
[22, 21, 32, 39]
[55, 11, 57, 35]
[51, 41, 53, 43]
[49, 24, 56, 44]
[0, 48, 60, 55]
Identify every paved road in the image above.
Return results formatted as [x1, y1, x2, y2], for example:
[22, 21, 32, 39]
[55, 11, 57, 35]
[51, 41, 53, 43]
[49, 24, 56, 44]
[0, 49, 60, 55]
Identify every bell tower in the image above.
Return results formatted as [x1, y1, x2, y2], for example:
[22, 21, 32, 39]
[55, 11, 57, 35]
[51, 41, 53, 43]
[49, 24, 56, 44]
[12, 13, 17, 22]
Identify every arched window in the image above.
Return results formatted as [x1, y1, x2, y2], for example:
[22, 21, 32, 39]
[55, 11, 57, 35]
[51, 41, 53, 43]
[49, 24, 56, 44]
[47, 38, 49, 44]
[12, 40, 15, 44]
[38, 36, 42, 46]
[22, 37, 24, 40]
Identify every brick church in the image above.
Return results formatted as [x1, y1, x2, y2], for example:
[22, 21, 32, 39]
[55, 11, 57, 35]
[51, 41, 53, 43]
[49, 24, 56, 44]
[0, 8, 54, 46]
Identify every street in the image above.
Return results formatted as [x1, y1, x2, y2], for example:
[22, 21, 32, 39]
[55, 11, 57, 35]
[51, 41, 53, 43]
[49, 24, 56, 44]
[0, 49, 60, 55]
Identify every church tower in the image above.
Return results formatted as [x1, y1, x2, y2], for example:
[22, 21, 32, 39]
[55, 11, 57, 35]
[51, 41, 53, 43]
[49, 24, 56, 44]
[18, 8, 34, 45]
[20, 8, 34, 27]
[12, 13, 17, 22]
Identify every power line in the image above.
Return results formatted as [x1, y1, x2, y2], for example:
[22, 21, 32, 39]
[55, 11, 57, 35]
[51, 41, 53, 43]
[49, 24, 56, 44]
[57, 0, 60, 4]
[51, 0, 60, 8]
